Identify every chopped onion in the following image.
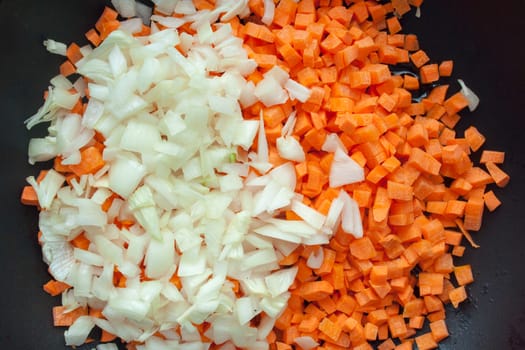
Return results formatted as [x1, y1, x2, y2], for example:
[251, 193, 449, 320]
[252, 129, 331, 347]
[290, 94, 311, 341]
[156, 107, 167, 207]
[265, 266, 298, 297]
[276, 136, 305, 162]
[26, 169, 65, 209]
[458, 78, 480, 111]
[294, 336, 319, 350]
[24, 5, 347, 349]
[112, 0, 136, 18]
[64, 316, 95, 346]
[306, 247, 324, 269]
[329, 148, 365, 188]
[339, 190, 364, 238]
[43, 39, 67, 56]
[284, 79, 311, 102]
[261, 0, 275, 25]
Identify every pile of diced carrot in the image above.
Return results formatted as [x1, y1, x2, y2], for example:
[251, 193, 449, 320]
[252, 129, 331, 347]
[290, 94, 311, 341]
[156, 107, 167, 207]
[21, 0, 510, 349]
[231, 0, 509, 349]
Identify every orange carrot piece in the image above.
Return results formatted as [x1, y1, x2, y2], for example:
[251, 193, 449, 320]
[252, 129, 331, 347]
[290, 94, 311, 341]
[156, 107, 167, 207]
[85, 28, 101, 46]
[483, 190, 501, 212]
[449, 286, 468, 308]
[464, 126, 486, 152]
[69, 146, 105, 176]
[20, 185, 39, 206]
[444, 92, 469, 115]
[454, 265, 474, 286]
[438, 60, 453, 77]
[66, 43, 83, 64]
[43, 280, 71, 296]
[420, 64, 440, 84]
[52, 306, 88, 326]
[480, 150, 505, 164]
[485, 162, 510, 188]
[59, 60, 76, 77]
[299, 281, 334, 301]
[387, 315, 407, 338]
[415, 332, 438, 350]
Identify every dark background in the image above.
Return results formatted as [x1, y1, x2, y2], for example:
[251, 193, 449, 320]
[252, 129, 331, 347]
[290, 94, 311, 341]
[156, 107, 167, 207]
[0, 0, 524, 349]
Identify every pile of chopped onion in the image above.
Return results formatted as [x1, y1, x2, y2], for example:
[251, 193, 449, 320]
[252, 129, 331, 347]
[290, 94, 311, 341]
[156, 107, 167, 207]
[25, 1, 365, 349]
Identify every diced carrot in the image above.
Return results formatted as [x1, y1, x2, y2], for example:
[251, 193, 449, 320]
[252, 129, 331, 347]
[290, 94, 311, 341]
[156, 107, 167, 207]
[66, 43, 83, 64]
[387, 315, 407, 338]
[59, 60, 76, 77]
[52, 306, 88, 326]
[318, 318, 343, 341]
[449, 286, 468, 308]
[68, 146, 105, 176]
[20, 185, 39, 206]
[409, 49, 430, 68]
[444, 92, 469, 115]
[438, 60, 454, 77]
[85, 28, 101, 46]
[464, 126, 486, 152]
[420, 64, 440, 84]
[483, 190, 501, 212]
[298, 281, 334, 301]
[454, 265, 474, 286]
[415, 332, 438, 350]
[43, 280, 71, 296]
[480, 150, 505, 164]
[485, 162, 510, 188]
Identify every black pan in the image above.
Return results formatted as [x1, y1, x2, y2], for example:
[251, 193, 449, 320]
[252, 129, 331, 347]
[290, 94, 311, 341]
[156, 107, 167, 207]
[1, 1, 524, 349]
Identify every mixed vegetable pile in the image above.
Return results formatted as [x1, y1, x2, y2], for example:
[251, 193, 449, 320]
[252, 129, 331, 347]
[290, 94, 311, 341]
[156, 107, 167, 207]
[21, 0, 510, 349]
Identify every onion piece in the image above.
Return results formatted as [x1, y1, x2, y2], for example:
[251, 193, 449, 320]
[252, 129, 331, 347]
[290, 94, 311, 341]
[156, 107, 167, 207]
[294, 336, 319, 350]
[64, 316, 95, 346]
[458, 78, 480, 111]
[261, 0, 275, 25]
[339, 190, 364, 238]
[306, 247, 324, 269]
[329, 148, 365, 188]
[43, 39, 67, 56]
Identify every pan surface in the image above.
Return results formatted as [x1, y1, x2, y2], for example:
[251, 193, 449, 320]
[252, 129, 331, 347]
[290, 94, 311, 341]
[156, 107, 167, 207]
[0, 1, 524, 349]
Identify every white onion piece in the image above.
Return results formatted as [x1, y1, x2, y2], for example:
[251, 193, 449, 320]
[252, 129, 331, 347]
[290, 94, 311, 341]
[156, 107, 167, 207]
[281, 111, 296, 137]
[265, 266, 298, 297]
[43, 39, 67, 56]
[261, 0, 275, 25]
[112, 0, 136, 18]
[276, 136, 305, 162]
[294, 336, 319, 350]
[329, 147, 365, 188]
[257, 111, 269, 164]
[144, 231, 175, 278]
[73, 248, 104, 266]
[324, 195, 344, 230]
[135, 1, 153, 25]
[151, 0, 178, 15]
[97, 343, 119, 350]
[284, 78, 311, 102]
[306, 247, 324, 269]
[291, 200, 326, 230]
[64, 316, 95, 346]
[119, 18, 144, 34]
[26, 169, 65, 209]
[28, 137, 58, 164]
[108, 156, 146, 198]
[322, 133, 347, 153]
[255, 76, 288, 107]
[339, 190, 364, 238]
[458, 78, 480, 111]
